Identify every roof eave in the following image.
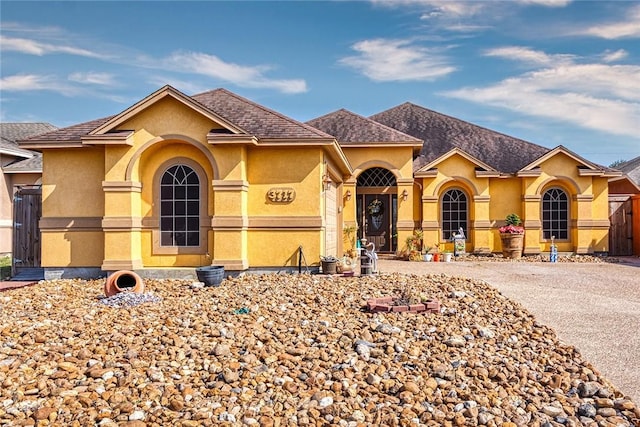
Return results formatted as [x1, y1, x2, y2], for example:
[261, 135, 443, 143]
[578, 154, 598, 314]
[17, 140, 84, 149]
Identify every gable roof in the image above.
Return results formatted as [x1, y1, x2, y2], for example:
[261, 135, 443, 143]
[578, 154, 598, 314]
[370, 102, 550, 173]
[192, 88, 333, 140]
[519, 145, 620, 177]
[1, 122, 57, 157]
[19, 86, 334, 148]
[617, 155, 640, 185]
[415, 147, 499, 177]
[306, 109, 422, 150]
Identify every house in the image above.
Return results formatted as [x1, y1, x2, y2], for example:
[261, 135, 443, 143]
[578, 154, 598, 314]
[608, 156, 640, 256]
[18, 85, 620, 278]
[0, 123, 57, 258]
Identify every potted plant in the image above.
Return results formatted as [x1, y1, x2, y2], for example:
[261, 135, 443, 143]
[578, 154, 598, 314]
[499, 213, 525, 259]
[343, 225, 359, 258]
[432, 242, 441, 262]
[320, 255, 339, 274]
[405, 229, 423, 261]
[422, 245, 433, 262]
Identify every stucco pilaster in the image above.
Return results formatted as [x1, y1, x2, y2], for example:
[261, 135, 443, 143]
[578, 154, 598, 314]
[420, 193, 440, 250]
[471, 195, 491, 254]
[523, 194, 542, 254]
[101, 181, 144, 270]
[574, 194, 594, 253]
[211, 179, 249, 269]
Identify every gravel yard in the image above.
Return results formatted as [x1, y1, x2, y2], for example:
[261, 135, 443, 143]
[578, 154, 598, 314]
[1, 267, 639, 426]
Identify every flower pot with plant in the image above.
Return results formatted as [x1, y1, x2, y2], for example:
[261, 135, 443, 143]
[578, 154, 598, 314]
[499, 213, 525, 259]
[405, 229, 424, 261]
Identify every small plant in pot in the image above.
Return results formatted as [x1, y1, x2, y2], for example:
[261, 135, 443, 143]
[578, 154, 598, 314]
[499, 213, 525, 259]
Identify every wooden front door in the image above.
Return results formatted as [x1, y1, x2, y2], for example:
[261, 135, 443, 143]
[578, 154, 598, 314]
[359, 194, 395, 252]
[609, 196, 633, 256]
[12, 186, 42, 272]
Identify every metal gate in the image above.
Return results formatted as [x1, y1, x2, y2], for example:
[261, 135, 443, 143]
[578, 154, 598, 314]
[12, 186, 42, 273]
[609, 196, 633, 256]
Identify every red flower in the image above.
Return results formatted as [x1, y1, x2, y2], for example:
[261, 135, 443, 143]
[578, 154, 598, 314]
[499, 225, 525, 234]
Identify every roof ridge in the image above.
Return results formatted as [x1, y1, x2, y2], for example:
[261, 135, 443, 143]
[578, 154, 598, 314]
[376, 102, 550, 153]
[194, 88, 334, 139]
[334, 108, 422, 142]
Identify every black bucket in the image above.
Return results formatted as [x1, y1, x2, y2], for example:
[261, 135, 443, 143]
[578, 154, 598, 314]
[195, 266, 225, 287]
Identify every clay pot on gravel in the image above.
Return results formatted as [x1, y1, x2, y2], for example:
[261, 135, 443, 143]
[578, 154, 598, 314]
[104, 270, 145, 297]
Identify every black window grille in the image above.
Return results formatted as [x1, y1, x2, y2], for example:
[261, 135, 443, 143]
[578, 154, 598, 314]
[441, 188, 468, 240]
[357, 167, 396, 187]
[542, 188, 568, 239]
[160, 165, 200, 246]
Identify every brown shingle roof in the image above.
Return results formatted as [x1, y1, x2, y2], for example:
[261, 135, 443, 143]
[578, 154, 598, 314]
[19, 116, 114, 144]
[306, 109, 422, 145]
[3, 153, 42, 173]
[370, 102, 550, 173]
[618, 155, 640, 185]
[21, 88, 333, 145]
[192, 88, 333, 140]
[1, 122, 57, 157]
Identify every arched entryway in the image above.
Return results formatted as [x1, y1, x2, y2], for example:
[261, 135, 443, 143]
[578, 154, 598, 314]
[356, 167, 398, 252]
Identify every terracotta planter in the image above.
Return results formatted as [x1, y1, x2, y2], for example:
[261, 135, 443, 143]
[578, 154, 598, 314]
[104, 270, 144, 297]
[501, 233, 524, 259]
[433, 253, 440, 262]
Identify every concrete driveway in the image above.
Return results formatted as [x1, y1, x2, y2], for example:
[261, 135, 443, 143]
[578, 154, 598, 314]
[377, 257, 640, 404]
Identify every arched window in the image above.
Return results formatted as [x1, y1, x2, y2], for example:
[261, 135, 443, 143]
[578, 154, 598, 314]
[357, 167, 397, 187]
[160, 165, 200, 246]
[542, 188, 568, 240]
[441, 188, 468, 240]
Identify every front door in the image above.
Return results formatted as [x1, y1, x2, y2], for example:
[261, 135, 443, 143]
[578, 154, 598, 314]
[358, 194, 395, 252]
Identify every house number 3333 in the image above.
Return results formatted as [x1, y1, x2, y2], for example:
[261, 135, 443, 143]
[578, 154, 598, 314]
[267, 188, 296, 203]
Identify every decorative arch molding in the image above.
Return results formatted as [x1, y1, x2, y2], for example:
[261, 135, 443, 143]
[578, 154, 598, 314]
[352, 160, 402, 181]
[125, 134, 219, 182]
[534, 176, 580, 196]
[432, 176, 479, 198]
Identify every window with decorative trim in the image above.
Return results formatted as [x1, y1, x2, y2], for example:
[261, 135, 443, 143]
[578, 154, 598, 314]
[160, 164, 200, 247]
[357, 167, 397, 187]
[542, 187, 569, 240]
[441, 188, 468, 240]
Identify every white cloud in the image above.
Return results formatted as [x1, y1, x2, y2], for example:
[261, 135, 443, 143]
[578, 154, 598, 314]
[601, 49, 628, 63]
[579, 5, 640, 39]
[0, 74, 78, 96]
[443, 61, 640, 138]
[484, 46, 575, 67]
[161, 51, 307, 94]
[339, 38, 456, 82]
[1, 24, 308, 95]
[517, 0, 571, 7]
[68, 72, 117, 86]
[0, 74, 59, 91]
[0, 35, 106, 58]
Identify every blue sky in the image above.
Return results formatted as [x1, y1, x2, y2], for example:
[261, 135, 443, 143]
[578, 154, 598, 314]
[1, 0, 639, 167]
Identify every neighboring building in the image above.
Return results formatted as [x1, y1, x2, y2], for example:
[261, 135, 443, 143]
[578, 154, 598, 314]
[608, 156, 640, 256]
[0, 123, 57, 257]
[18, 86, 620, 278]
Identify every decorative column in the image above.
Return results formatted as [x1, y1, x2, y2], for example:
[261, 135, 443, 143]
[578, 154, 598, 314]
[523, 194, 542, 255]
[101, 181, 144, 271]
[471, 195, 491, 254]
[210, 180, 249, 270]
[574, 194, 594, 254]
